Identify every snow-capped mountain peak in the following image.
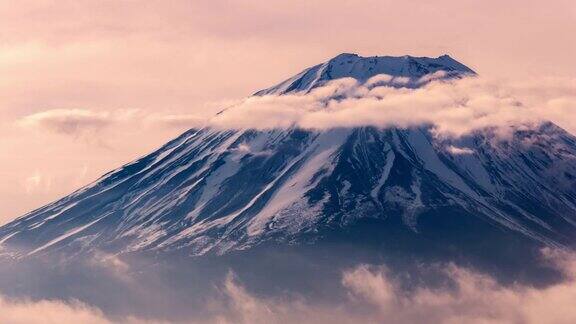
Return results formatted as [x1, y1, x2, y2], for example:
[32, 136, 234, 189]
[0, 55, 575, 261]
[254, 53, 476, 95]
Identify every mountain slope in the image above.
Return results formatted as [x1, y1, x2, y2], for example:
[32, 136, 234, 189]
[1, 54, 575, 260]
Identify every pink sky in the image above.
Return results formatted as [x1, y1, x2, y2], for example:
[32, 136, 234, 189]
[1, 0, 575, 223]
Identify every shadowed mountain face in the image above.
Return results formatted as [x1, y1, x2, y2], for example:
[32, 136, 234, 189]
[0, 54, 575, 320]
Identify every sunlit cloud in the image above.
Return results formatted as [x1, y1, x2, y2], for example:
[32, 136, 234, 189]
[210, 75, 576, 137]
[0, 296, 109, 324]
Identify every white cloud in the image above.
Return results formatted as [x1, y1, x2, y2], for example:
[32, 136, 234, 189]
[209, 75, 576, 138]
[445, 145, 474, 155]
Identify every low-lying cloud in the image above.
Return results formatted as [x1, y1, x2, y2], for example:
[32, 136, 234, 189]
[1, 249, 575, 323]
[210, 75, 576, 138]
[0, 296, 109, 324]
[214, 248, 576, 324]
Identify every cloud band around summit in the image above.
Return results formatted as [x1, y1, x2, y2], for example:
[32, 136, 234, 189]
[209, 75, 576, 137]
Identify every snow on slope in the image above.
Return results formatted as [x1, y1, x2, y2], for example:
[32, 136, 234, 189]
[0, 54, 575, 259]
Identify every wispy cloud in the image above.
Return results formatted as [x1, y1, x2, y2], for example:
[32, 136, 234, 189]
[18, 108, 207, 138]
[18, 109, 112, 137]
[22, 170, 52, 194]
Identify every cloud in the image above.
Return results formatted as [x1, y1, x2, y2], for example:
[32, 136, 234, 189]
[18, 109, 208, 138]
[0, 294, 166, 324]
[29, 73, 561, 141]
[213, 249, 576, 324]
[445, 145, 474, 155]
[340, 263, 576, 324]
[209, 75, 576, 138]
[22, 170, 53, 194]
[18, 109, 112, 136]
[212, 272, 344, 324]
[1, 107, 209, 223]
[89, 251, 132, 281]
[0, 249, 575, 323]
[0, 296, 109, 324]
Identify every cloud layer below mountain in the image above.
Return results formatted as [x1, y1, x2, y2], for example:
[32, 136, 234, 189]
[1, 249, 575, 324]
[207, 248, 576, 324]
[0, 296, 109, 324]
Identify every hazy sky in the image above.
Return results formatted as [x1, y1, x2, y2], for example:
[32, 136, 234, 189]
[1, 0, 575, 223]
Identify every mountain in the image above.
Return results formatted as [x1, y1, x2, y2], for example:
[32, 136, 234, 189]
[1, 53, 575, 265]
[1, 53, 576, 321]
[255, 53, 475, 95]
